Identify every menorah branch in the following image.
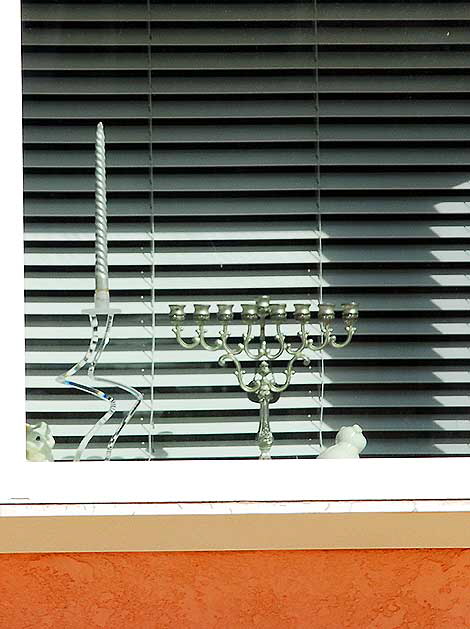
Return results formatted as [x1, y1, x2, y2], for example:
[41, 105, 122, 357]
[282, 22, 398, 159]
[220, 325, 244, 356]
[329, 326, 357, 349]
[230, 360, 260, 395]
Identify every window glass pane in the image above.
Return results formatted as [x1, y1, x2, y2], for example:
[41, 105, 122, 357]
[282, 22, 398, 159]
[23, 1, 470, 461]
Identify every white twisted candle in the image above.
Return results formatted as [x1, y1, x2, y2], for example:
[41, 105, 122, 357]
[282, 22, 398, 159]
[94, 121, 110, 310]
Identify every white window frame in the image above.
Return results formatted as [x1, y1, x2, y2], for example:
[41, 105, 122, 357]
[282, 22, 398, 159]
[2, 0, 469, 551]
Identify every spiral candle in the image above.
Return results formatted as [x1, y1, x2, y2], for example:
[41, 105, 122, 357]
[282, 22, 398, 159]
[94, 121, 110, 310]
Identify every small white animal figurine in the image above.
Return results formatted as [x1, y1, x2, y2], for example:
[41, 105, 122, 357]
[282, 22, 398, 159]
[26, 422, 55, 462]
[317, 424, 367, 459]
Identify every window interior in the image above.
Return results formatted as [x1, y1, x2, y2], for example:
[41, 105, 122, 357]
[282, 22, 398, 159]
[22, 0, 470, 461]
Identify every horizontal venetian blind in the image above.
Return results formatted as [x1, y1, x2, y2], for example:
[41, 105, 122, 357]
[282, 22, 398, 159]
[23, 0, 470, 460]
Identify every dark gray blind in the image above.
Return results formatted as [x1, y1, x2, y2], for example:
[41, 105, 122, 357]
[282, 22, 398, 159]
[23, 1, 470, 460]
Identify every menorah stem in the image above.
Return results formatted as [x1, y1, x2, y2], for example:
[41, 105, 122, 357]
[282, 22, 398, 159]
[259, 320, 266, 345]
[257, 397, 274, 460]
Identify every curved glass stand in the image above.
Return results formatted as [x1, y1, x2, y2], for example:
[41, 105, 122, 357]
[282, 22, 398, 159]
[57, 308, 143, 461]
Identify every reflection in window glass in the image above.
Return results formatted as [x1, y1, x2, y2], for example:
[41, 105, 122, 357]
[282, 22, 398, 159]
[23, 1, 470, 461]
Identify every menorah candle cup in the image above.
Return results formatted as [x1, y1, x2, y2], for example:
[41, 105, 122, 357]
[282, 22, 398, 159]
[293, 303, 311, 322]
[255, 295, 271, 318]
[318, 303, 336, 326]
[194, 304, 211, 322]
[341, 302, 359, 325]
[241, 304, 258, 322]
[270, 303, 287, 321]
[169, 304, 186, 322]
[217, 304, 234, 321]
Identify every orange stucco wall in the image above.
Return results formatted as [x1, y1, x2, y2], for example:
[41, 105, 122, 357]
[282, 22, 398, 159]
[0, 549, 469, 628]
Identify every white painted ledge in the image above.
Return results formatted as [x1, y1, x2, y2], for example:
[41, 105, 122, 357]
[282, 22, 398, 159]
[1, 500, 469, 553]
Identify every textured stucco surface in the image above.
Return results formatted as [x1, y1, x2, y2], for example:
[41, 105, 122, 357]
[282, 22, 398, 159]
[0, 549, 469, 628]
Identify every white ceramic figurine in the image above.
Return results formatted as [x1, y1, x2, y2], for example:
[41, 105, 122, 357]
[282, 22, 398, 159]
[26, 422, 55, 462]
[317, 424, 367, 459]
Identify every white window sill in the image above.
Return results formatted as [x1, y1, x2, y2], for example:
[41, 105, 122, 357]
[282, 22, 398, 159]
[1, 499, 469, 553]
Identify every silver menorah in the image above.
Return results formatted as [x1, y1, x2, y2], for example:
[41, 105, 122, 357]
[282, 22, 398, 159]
[169, 297, 358, 459]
